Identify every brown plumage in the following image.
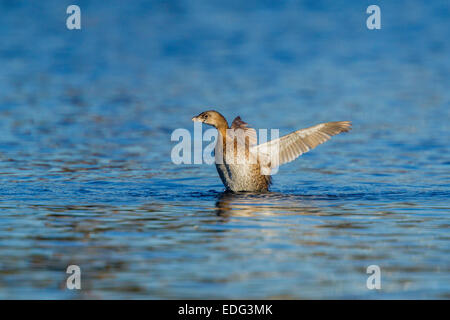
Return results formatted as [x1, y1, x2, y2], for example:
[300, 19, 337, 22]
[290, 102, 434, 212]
[192, 110, 351, 192]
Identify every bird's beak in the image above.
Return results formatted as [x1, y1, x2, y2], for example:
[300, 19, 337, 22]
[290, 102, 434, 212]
[192, 116, 201, 122]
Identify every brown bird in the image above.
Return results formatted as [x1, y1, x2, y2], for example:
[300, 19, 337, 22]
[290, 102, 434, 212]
[192, 110, 351, 192]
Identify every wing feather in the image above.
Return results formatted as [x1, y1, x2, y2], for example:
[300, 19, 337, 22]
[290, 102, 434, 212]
[229, 116, 257, 147]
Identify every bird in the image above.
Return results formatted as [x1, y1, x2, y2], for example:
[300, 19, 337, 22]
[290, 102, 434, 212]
[192, 110, 351, 192]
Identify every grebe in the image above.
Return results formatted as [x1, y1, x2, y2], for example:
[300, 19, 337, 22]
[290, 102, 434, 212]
[192, 110, 351, 192]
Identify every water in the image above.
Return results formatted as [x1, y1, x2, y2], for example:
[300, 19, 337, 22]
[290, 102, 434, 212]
[0, 0, 448, 299]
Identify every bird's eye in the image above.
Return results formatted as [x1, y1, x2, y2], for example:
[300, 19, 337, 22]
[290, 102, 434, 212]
[204, 114, 208, 119]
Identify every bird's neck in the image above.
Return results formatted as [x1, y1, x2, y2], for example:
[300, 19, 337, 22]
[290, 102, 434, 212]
[216, 124, 228, 140]
[214, 115, 229, 144]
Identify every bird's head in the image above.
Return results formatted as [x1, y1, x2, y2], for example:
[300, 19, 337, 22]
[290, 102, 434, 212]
[191, 110, 228, 129]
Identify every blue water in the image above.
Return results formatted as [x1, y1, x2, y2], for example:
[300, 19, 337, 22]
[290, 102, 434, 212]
[0, 0, 448, 299]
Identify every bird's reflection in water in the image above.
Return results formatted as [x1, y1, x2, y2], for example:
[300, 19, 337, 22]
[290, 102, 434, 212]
[215, 191, 324, 218]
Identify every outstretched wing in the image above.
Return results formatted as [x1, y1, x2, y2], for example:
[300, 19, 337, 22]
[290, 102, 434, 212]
[252, 121, 351, 169]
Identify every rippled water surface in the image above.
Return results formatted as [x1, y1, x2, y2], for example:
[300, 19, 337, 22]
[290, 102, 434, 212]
[0, 0, 449, 299]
